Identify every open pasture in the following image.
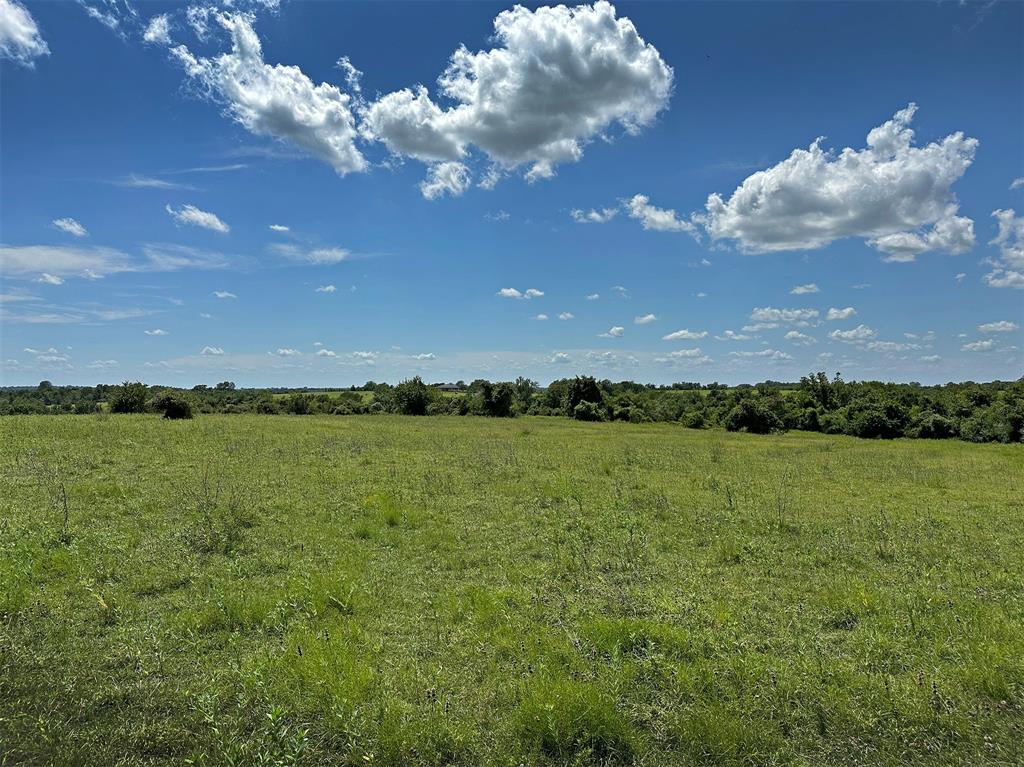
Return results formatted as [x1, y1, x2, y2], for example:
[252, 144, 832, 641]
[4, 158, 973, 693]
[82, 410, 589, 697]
[1, 414, 1022, 765]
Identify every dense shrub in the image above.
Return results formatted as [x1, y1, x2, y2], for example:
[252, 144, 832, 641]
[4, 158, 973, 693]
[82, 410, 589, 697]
[908, 411, 957, 439]
[109, 382, 148, 414]
[724, 398, 783, 434]
[284, 393, 312, 415]
[573, 401, 605, 421]
[480, 382, 515, 417]
[565, 376, 604, 416]
[153, 394, 193, 420]
[393, 377, 431, 416]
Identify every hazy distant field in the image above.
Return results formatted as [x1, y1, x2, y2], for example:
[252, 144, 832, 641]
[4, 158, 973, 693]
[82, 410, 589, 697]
[1, 415, 1022, 766]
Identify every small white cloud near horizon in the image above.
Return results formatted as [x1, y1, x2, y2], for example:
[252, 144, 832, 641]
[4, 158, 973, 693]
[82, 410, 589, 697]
[558, 312, 574, 320]
[634, 313, 657, 324]
[571, 207, 618, 224]
[830, 324, 876, 342]
[53, 217, 88, 237]
[790, 283, 819, 295]
[34, 273, 64, 285]
[144, 328, 169, 336]
[200, 346, 224, 355]
[750, 307, 819, 325]
[1011, 177, 1024, 191]
[275, 348, 301, 356]
[166, 203, 230, 233]
[586, 293, 600, 301]
[316, 348, 337, 357]
[315, 284, 337, 293]
[785, 330, 817, 345]
[826, 306, 857, 321]
[269, 224, 290, 232]
[978, 320, 1018, 333]
[962, 339, 995, 352]
[412, 352, 436, 360]
[599, 325, 624, 338]
[715, 330, 752, 341]
[212, 290, 236, 299]
[730, 348, 793, 361]
[533, 313, 549, 321]
[662, 328, 707, 341]
[498, 287, 544, 299]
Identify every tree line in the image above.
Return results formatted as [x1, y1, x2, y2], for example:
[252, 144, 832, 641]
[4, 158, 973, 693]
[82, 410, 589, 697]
[2, 373, 1022, 443]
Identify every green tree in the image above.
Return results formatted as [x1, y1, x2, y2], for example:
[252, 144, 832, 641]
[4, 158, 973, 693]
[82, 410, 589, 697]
[565, 376, 604, 417]
[724, 397, 784, 434]
[109, 381, 149, 414]
[513, 377, 538, 413]
[393, 376, 431, 415]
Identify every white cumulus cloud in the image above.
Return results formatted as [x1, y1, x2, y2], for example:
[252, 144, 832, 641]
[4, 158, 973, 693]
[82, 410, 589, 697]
[361, 1, 672, 194]
[634, 313, 657, 324]
[212, 290, 236, 299]
[698, 104, 977, 260]
[662, 328, 707, 340]
[171, 12, 366, 176]
[571, 207, 618, 224]
[785, 330, 816, 345]
[985, 209, 1024, 289]
[315, 284, 337, 293]
[962, 339, 994, 352]
[790, 283, 819, 295]
[625, 194, 697, 234]
[420, 161, 471, 200]
[978, 320, 1018, 333]
[829, 324, 876, 342]
[145, 328, 169, 336]
[826, 306, 857, 321]
[750, 307, 819, 325]
[201, 346, 224, 355]
[599, 325, 624, 338]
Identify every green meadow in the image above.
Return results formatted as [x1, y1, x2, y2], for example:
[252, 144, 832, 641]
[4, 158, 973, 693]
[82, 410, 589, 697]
[1, 414, 1022, 766]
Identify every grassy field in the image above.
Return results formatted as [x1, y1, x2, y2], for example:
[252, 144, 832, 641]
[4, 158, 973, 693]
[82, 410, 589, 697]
[1, 414, 1022, 766]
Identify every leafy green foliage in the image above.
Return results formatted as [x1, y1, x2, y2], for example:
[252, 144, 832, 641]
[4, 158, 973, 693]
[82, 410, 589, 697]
[108, 381, 149, 413]
[153, 393, 194, 420]
[2, 373, 1022, 443]
[392, 376, 432, 415]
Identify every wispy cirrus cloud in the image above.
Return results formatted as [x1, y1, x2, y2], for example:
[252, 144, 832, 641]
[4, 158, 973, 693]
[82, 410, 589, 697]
[0, 0, 50, 67]
[166, 203, 230, 233]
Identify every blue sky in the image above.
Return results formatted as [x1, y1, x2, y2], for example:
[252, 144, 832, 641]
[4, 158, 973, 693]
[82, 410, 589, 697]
[1, 0, 1022, 387]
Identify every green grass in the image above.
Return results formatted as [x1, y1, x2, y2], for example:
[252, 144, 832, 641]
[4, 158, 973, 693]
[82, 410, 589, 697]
[1, 414, 1022, 766]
